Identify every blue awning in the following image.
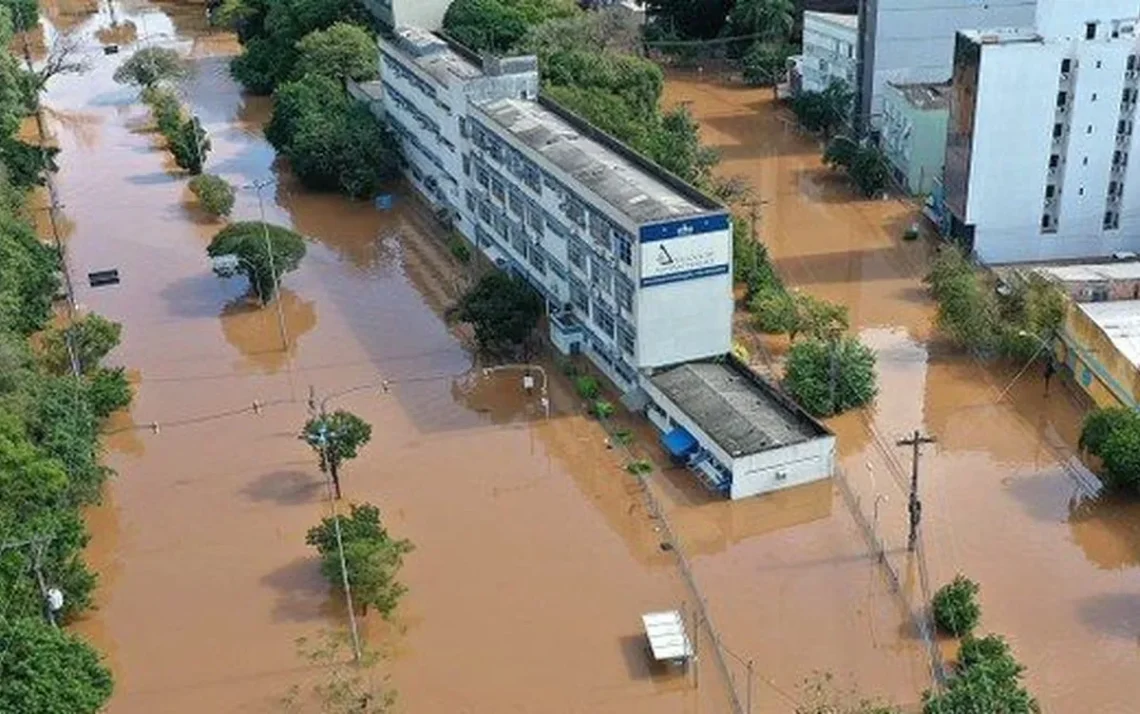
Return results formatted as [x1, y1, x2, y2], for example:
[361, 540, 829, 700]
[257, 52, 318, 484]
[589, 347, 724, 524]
[661, 426, 698, 458]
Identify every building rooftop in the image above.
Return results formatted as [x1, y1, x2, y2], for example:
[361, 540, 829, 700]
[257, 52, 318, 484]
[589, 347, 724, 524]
[889, 81, 950, 111]
[1079, 300, 1140, 368]
[1036, 261, 1140, 283]
[805, 11, 858, 30]
[649, 360, 828, 458]
[960, 27, 1041, 46]
[389, 26, 485, 86]
[474, 97, 717, 224]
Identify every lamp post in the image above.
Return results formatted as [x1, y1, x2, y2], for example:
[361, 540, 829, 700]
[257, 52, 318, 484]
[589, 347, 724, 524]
[243, 178, 289, 352]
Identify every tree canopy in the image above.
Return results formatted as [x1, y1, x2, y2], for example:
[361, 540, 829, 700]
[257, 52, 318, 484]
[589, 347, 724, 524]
[1080, 407, 1140, 490]
[305, 503, 414, 618]
[453, 271, 544, 359]
[207, 221, 307, 300]
[932, 574, 981, 637]
[442, 0, 580, 54]
[294, 21, 379, 82]
[728, 0, 795, 40]
[112, 46, 189, 88]
[38, 313, 122, 376]
[0, 618, 113, 714]
[302, 409, 372, 499]
[783, 336, 877, 418]
[189, 173, 236, 217]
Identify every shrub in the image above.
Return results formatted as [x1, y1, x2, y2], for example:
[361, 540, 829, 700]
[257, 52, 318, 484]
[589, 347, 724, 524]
[575, 375, 600, 400]
[783, 336, 877, 417]
[592, 399, 614, 419]
[613, 429, 633, 446]
[626, 459, 653, 475]
[932, 574, 981, 637]
[206, 221, 306, 300]
[447, 233, 471, 263]
[188, 174, 235, 217]
[742, 41, 791, 87]
[1080, 407, 1138, 455]
[113, 46, 188, 88]
[85, 366, 132, 418]
[167, 116, 210, 174]
[142, 86, 183, 136]
[453, 271, 543, 359]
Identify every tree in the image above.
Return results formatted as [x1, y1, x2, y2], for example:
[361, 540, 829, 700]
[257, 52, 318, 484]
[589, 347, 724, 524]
[167, 115, 210, 175]
[783, 336, 877, 417]
[1, 0, 39, 31]
[1098, 423, 1140, 490]
[285, 101, 400, 197]
[742, 41, 792, 87]
[294, 22, 378, 82]
[823, 135, 859, 170]
[305, 503, 414, 617]
[643, 0, 733, 40]
[932, 574, 981, 637]
[112, 46, 189, 89]
[302, 410, 372, 499]
[1080, 407, 1139, 456]
[648, 105, 719, 185]
[265, 73, 345, 151]
[850, 145, 890, 197]
[516, 6, 641, 57]
[0, 617, 113, 714]
[0, 203, 60, 335]
[283, 630, 395, 714]
[188, 173, 235, 217]
[926, 248, 1002, 353]
[924, 634, 1039, 714]
[728, 0, 795, 41]
[207, 221, 307, 301]
[85, 366, 132, 418]
[453, 271, 544, 359]
[39, 313, 123, 376]
[142, 85, 183, 136]
[442, 0, 580, 54]
[751, 289, 847, 342]
[791, 79, 853, 137]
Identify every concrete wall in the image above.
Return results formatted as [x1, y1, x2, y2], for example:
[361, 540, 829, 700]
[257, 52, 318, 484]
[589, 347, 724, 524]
[880, 84, 948, 194]
[1058, 300, 1140, 409]
[729, 437, 836, 500]
[800, 12, 859, 93]
[862, 0, 1037, 125]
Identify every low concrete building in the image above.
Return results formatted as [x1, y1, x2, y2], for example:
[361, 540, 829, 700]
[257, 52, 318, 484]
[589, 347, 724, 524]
[880, 81, 949, 194]
[640, 357, 836, 500]
[1058, 300, 1140, 410]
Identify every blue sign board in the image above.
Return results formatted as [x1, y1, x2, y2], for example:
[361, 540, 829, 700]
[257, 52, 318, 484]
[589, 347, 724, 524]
[638, 213, 731, 243]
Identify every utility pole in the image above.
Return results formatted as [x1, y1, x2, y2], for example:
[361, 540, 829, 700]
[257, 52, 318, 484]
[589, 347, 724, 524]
[246, 179, 289, 352]
[2, 535, 60, 627]
[898, 430, 936, 552]
[313, 424, 362, 663]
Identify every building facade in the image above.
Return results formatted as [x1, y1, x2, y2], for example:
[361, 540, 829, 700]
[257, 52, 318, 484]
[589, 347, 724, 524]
[945, 1, 1140, 263]
[365, 0, 452, 31]
[880, 81, 948, 194]
[856, 0, 1037, 131]
[793, 11, 859, 94]
[371, 26, 836, 499]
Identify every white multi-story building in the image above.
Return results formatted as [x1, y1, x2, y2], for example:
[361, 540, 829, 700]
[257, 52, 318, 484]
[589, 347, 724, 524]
[793, 11, 859, 94]
[856, 0, 1037, 129]
[944, 0, 1140, 263]
[364, 0, 452, 31]
[369, 27, 837, 498]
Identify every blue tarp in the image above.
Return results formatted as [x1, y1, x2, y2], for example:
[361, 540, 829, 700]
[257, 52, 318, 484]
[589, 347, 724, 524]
[661, 426, 698, 458]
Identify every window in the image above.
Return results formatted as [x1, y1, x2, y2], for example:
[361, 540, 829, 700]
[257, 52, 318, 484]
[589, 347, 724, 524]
[1084, 156, 1089, 166]
[591, 256, 613, 294]
[511, 224, 528, 257]
[1120, 120, 1128, 135]
[571, 281, 589, 313]
[617, 322, 635, 355]
[1087, 22, 1097, 40]
[615, 278, 633, 312]
[568, 241, 586, 271]
[462, 154, 471, 176]
[616, 233, 632, 265]
[479, 200, 492, 226]
[1061, 58, 1072, 74]
[1097, 60, 1103, 69]
[1042, 214, 1052, 229]
[593, 302, 615, 337]
[528, 245, 547, 275]
[1110, 180, 1120, 196]
[589, 214, 611, 250]
[1088, 125, 1094, 134]
[491, 177, 505, 202]
[465, 190, 476, 213]
[1057, 91, 1068, 108]
[528, 204, 544, 234]
[1053, 123, 1064, 138]
[564, 199, 586, 228]
[508, 188, 524, 217]
[1130, 55, 1138, 71]
[1079, 187, 1085, 195]
[476, 165, 489, 189]
[1049, 154, 1060, 168]
[459, 117, 467, 138]
[1105, 210, 1119, 229]
[1092, 92, 1098, 101]
[1115, 150, 1123, 165]
[1045, 184, 1056, 198]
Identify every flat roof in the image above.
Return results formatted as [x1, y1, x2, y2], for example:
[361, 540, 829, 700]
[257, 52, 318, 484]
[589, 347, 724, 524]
[1079, 300, 1140, 368]
[474, 97, 717, 224]
[389, 26, 485, 87]
[888, 81, 949, 111]
[960, 27, 1040, 46]
[1036, 262, 1140, 283]
[649, 360, 828, 458]
[805, 11, 858, 30]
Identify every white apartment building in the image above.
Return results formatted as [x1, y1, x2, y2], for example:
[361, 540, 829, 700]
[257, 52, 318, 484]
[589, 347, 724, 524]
[793, 11, 859, 94]
[364, 0, 452, 31]
[944, 0, 1140, 263]
[370, 27, 836, 498]
[856, 0, 1037, 130]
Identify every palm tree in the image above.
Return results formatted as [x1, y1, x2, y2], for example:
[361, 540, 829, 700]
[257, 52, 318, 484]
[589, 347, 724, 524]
[729, 0, 795, 41]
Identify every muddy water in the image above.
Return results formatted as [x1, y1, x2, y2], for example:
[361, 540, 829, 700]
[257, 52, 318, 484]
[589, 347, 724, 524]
[664, 73, 1140, 712]
[45, 4, 735, 713]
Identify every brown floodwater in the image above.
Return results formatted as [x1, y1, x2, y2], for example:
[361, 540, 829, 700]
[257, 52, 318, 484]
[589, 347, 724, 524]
[664, 73, 1140, 712]
[48, 4, 738, 713]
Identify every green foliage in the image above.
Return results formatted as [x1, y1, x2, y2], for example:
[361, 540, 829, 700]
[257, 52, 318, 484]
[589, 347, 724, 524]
[447, 233, 472, 263]
[1080, 407, 1138, 455]
[188, 173, 236, 217]
[0, 197, 59, 335]
[823, 135, 859, 170]
[592, 399, 615, 419]
[751, 289, 848, 342]
[924, 634, 1039, 714]
[932, 574, 981, 637]
[783, 336, 877, 417]
[454, 271, 544, 359]
[207, 221, 307, 300]
[1099, 423, 1140, 490]
[791, 80, 853, 137]
[85, 366, 132, 419]
[39, 313, 122, 376]
[294, 22, 378, 82]
[282, 630, 394, 714]
[167, 116, 210, 175]
[575, 375, 600, 400]
[0, 0, 39, 31]
[0, 618, 113, 714]
[0, 135, 59, 188]
[112, 46, 189, 88]
[516, 6, 642, 57]
[231, 35, 297, 94]
[142, 85, 183, 136]
[732, 215, 782, 300]
[849, 145, 890, 197]
[626, 459, 653, 475]
[643, 0, 733, 40]
[442, 0, 579, 54]
[305, 503, 414, 618]
[267, 75, 400, 197]
[302, 409, 372, 498]
[743, 41, 792, 86]
[613, 428, 633, 446]
[729, 0, 795, 41]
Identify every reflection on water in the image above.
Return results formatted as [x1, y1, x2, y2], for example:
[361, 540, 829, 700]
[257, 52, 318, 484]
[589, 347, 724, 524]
[219, 289, 316, 375]
[1069, 491, 1140, 569]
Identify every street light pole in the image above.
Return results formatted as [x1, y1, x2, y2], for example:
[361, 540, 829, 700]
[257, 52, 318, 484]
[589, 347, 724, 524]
[482, 364, 549, 418]
[313, 425, 363, 663]
[246, 179, 288, 352]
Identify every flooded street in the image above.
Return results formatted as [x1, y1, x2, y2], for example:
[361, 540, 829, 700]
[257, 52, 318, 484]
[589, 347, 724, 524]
[47, 4, 733, 712]
[664, 74, 1140, 712]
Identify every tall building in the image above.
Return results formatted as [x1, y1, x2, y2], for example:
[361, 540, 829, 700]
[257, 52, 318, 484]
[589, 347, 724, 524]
[364, 0, 452, 31]
[369, 27, 837, 498]
[792, 11, 859, 94]
[945, 1, 1140, 263]
[856, 0, 1037, 129]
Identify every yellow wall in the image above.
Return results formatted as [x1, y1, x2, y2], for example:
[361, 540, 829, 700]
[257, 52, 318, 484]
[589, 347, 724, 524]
[1058, 301, 1140, 410]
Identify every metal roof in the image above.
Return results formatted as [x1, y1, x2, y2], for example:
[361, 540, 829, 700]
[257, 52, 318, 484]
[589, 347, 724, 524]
[649, 361, 825, 458]
[1078, 300, 1140, 368]
[473, 97, 713, 225]
[391, 26, 484, 86]
[641, 611, 692, 661]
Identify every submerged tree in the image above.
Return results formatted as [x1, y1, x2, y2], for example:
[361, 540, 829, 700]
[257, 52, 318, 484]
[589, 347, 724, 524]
[188, 173, 236, 217]
[453, 271, 544, 360]
[302, 410, 372, 500]
[207, 221, 306, 301]
[113, 46, 189, 89]
[282, 629, 395, 714]
[783, 336, 877, 417]
[38, 313, 123, 376]
[305, 503, 413, 617]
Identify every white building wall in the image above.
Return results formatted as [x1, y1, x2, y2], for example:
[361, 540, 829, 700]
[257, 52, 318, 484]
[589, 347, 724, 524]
[367, 0, 453, 30]
[800, 12, 859, 93]
[962, 5, 1140, 263]
[729, 437, 836, 500]
[864, 0, 1037, 123]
